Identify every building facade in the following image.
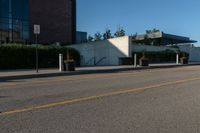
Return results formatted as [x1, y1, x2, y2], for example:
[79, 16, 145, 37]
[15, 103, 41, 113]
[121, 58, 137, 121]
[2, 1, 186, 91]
[70, 35, 197, 66]
[0, 0, 76, 44]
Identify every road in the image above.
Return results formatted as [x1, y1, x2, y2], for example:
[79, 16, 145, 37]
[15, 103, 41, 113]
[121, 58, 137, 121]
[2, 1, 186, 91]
[1, 66, 200, 133]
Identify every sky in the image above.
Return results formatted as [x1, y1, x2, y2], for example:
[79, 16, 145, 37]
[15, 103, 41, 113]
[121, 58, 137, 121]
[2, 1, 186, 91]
[77, 0, 200, 45]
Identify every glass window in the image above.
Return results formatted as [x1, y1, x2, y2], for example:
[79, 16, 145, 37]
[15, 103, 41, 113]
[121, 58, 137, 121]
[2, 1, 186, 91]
[0, 0, 29, 43]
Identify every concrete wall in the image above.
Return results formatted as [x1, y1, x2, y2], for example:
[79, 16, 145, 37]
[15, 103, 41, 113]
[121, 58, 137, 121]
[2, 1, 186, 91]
[178, 45, 200, 62]
[70, 36, 200, 66]
[70, 36, 131, 66]
[132, 44, 178, 52]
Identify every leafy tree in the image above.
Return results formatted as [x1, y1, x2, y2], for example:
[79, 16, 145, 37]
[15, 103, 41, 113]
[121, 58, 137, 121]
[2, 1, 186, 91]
[94, 32, 102, 41]
[87, 35, 94, 42]
[145, 28, 160, 34]
[103, 29, 112, 40]
[132, 32, 138, 40]
[114, 26, 126, 37]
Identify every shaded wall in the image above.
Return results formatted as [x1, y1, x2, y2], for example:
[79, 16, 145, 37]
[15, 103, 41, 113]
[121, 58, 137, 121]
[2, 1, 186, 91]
[132, 44, 178, 52]
[70, 36, 131, 66]
[179, 45, 200, 62]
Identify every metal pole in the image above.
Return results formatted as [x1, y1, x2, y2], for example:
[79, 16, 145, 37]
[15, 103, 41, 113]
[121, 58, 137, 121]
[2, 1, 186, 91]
[35, 34, 38, 73]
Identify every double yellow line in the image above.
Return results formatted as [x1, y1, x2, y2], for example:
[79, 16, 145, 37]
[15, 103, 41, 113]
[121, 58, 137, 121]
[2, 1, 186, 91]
[1, 76, 200, 116]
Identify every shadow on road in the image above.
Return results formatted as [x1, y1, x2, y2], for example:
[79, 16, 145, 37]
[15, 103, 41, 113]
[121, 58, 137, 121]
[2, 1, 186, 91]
[0, 96, 9, 99]
[0, 68, 134, 83]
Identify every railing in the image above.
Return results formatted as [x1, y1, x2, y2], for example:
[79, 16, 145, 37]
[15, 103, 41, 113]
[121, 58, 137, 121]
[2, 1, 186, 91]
[95, 57, 107, 65]
[85, 57, 95, 66]
[85, 57, 107, 66]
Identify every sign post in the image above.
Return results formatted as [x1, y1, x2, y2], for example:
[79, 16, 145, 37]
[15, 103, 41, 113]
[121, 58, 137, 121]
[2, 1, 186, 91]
[34, 24, 40, 73]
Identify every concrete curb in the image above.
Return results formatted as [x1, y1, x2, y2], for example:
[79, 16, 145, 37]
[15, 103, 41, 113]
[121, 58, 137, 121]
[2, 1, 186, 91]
[0, 64, 200, 82]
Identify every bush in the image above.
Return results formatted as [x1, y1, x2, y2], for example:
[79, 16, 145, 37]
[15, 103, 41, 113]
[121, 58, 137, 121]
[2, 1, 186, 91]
[132, 50, 189, 64]
[0, 44, 80, 70]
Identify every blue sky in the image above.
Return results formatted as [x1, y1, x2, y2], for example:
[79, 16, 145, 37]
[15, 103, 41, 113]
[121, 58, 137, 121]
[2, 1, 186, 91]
[77, 0, 200, 45]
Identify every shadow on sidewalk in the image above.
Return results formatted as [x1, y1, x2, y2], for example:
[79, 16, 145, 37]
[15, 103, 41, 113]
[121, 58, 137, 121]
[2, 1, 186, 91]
[0, 69, 126, 83]
[0, 64, 200, 82]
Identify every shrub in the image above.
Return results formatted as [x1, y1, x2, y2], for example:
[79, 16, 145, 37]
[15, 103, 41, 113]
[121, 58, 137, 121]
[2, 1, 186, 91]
[132, 50, 189, 64]
[0, 44, 80, 70]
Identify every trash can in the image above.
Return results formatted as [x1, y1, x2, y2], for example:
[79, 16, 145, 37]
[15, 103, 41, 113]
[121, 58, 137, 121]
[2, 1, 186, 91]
[180, 57, 188, 64]
[139, 57, 149, 66]
[64, 60, 75, 71]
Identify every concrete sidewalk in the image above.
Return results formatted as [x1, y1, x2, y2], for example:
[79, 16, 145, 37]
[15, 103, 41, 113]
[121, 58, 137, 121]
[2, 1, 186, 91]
[0, 63, 200, 82]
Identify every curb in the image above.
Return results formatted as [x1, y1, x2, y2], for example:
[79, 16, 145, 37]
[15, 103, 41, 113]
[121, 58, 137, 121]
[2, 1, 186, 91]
[0, 64, 200, 82]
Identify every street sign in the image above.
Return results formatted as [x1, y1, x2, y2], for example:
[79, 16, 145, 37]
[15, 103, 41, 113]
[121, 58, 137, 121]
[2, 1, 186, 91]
[34, 24, 40, 34]
[33, 24, 40, 73]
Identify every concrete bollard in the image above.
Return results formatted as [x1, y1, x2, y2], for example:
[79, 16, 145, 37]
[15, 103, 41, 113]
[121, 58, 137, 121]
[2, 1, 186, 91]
[134, 54, 137, 67]
[176, 53, 179, 65]
[59, 54, 64, 72]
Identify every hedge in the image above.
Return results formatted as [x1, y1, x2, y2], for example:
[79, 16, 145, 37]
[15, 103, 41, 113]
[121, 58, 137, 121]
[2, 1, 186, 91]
[0, 44, 80, 69]
[132, 50, 189, 63]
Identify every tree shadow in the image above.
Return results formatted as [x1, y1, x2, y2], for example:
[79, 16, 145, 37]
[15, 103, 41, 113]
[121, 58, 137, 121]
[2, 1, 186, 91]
[0, 96, 9, 99]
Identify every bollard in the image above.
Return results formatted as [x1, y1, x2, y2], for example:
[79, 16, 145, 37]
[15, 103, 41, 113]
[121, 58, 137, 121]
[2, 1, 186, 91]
[59, 54, 64, 72]
[134, 54, 137, 67]
[176, 53, 179, 64]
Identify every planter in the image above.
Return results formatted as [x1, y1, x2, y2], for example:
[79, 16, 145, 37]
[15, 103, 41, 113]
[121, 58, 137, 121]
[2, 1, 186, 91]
[139, 58, 149, 66]
[64, 60, 75, 71]
[180, 57, 188, 64]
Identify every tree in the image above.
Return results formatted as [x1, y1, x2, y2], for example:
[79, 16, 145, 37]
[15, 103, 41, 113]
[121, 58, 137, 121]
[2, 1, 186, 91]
[114, 26, 126, 37]
[94, 32, 102, 41]
[87, 35, 94, 42]
[132, 32, 138, 40]
[103, 29, 112, 40]
[145, 28, 160, 34]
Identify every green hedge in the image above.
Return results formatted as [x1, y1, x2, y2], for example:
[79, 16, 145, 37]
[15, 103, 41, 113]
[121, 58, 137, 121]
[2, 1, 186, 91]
[0, 44, 80, 69]
[132, 50, 189, 63]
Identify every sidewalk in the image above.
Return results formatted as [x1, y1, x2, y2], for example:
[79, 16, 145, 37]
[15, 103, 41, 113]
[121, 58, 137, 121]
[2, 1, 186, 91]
[0, 63, 200, 82]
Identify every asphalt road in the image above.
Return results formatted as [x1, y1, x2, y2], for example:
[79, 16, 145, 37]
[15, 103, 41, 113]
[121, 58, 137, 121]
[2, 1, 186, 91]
[1, 66, 200, 133]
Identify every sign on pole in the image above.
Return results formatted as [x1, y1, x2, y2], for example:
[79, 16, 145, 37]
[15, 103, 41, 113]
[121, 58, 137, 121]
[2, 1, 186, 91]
[34, 24, 40, 34]
[34, 24, 40, 73]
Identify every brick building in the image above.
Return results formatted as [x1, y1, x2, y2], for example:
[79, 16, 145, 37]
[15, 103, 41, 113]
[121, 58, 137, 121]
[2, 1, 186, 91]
[0, 0, 76, 44]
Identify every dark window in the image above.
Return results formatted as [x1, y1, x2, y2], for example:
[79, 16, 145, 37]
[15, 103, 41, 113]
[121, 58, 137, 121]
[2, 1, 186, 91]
[0, 0, 29, 43]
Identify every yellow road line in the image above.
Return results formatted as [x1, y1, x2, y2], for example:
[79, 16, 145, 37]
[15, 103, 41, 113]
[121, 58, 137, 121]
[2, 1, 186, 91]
[1, 76, 200, 116]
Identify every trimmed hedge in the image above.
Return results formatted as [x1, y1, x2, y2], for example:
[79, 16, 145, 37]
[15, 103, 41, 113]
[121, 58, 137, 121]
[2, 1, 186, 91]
[0, 44, 80, 69]
[132, 50, 189, 64]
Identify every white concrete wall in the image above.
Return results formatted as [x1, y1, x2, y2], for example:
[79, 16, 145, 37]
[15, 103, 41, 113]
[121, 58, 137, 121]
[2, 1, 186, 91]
[132, 44, 178, 52]
[69, 36, 131, 66]
[70, 36, 199, 66]
[179, 45, 200, 62]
